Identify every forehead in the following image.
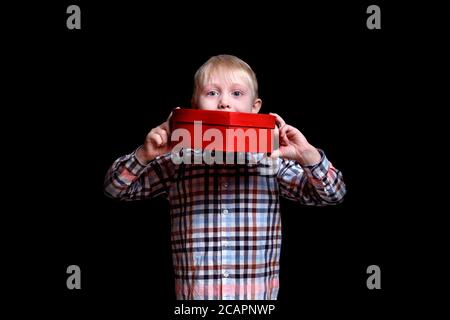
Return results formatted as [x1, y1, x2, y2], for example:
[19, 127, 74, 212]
[200, 66, 253, 88]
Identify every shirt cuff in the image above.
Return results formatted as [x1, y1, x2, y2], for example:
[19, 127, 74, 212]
[301, 149, 331, 182]
[122, 146, 149, 176]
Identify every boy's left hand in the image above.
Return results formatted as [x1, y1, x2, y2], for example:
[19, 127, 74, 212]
[269, 113, 322, 166]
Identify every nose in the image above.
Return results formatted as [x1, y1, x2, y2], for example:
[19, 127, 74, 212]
[218, 96, 231, 110]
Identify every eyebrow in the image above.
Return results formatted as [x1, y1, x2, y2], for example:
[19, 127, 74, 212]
[203, 83, 248, 90]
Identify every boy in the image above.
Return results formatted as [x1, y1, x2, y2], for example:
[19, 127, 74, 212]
[104, 54, 346, 300]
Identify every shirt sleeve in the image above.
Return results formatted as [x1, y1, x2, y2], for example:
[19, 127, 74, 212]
[103, 147, 175, 201]
[277, 149, 346, 206]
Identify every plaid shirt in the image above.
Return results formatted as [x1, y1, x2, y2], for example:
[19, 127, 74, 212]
[104, 148, 346, 300]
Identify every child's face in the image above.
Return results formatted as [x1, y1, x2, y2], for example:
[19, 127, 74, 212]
[194, 69, 262, 113]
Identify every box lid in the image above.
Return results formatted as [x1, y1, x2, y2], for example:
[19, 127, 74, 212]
[171, 109, 276, 129]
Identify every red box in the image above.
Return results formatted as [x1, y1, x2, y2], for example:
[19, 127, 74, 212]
[170, 109, 276, 153]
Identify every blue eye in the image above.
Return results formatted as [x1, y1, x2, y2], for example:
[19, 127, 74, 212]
[207, 91, 219, 96]
[232, 91, 243, 96]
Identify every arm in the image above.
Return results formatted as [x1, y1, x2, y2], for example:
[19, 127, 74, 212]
[277, 150, 346, 205]
[104, 108, 178, 201]
[104, 149, 175, 201]
[269, 112, 346, 205]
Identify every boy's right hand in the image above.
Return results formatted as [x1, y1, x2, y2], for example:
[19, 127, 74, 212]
[136, 107, 179, 164]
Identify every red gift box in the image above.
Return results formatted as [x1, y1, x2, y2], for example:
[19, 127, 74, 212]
[170, 109, 276, 153]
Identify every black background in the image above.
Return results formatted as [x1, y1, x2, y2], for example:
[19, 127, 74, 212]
[6, 1, 449, 318]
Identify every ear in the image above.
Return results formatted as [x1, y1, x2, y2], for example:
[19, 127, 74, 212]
[252, 98, 262, 113]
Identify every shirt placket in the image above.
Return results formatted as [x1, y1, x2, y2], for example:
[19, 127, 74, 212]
[220, 175, 233, 300]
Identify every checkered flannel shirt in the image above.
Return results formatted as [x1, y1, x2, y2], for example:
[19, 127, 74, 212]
[104, 148, 346, 300]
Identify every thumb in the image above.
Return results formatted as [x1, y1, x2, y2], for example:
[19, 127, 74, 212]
[269, 148, 282, 159]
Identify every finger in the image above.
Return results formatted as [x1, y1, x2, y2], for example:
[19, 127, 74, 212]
[272, 122, 280, 137]
[280, 136, 289, 146]
[277, 125, 291, 146]
[160, 122, 172, 140]
[166, 107, 181, 132]
[279, 124, 289, 139]
[154, 127, 169, 145]
[167, 106, 180, 122]
[155, 127, 170, 145]
[269, 112, 286, 129]
[285, 125, 307, 143]
[269, 148, 282, 159]
[149, 133, 163, 147]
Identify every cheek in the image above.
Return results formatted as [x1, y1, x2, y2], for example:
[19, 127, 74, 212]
[196, 96, 216, 109]
[194, 95, 206, 106]
[236, 96, 254, 110]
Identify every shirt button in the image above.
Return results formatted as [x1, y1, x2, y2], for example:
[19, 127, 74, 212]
[223, 271, 229, 278]
[222, 241, 229, 247]
[222, 209, 229, 214]
[223, 183, 229, 188]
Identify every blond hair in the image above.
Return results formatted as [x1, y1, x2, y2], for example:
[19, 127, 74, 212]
[192, 55, 259, 103]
